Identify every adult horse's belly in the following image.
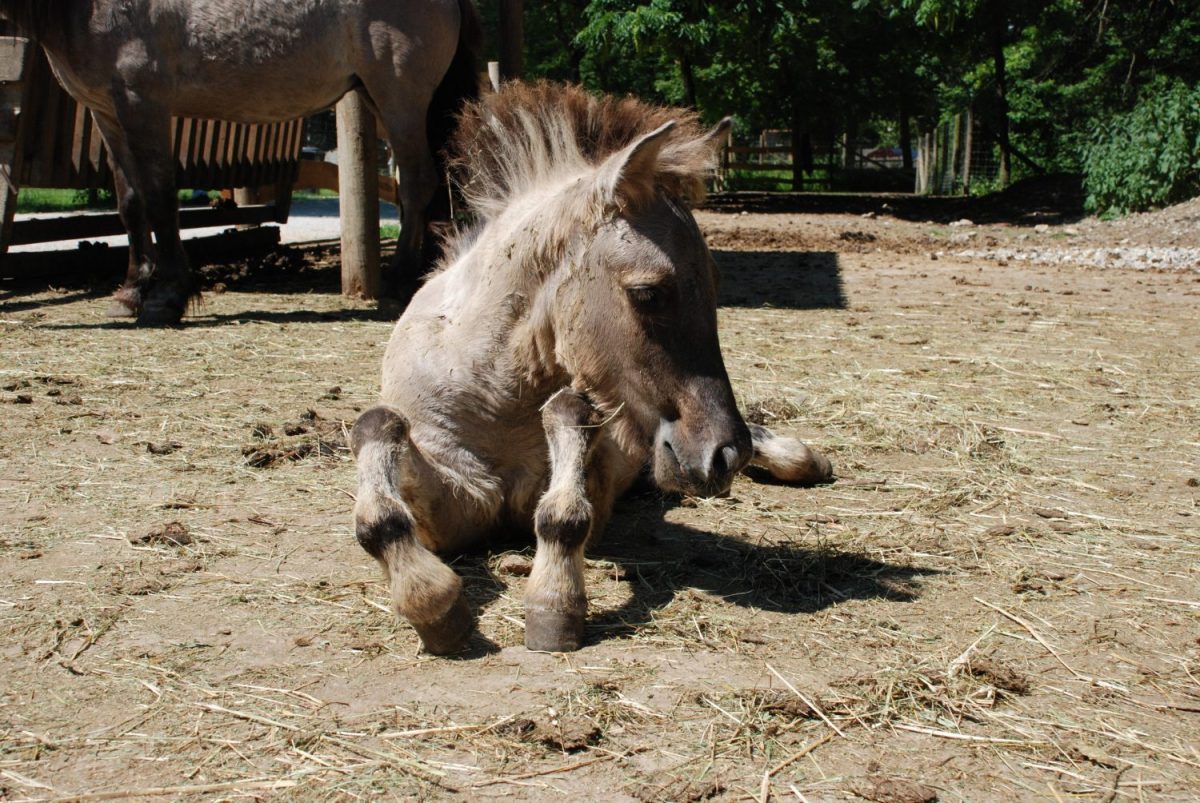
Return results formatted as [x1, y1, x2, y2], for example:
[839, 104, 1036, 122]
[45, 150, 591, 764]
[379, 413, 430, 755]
[165, 74, 357, 124]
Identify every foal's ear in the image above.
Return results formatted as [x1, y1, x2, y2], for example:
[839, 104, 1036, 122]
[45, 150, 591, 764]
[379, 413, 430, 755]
[702, 117, 734, 157]
[597, 121, 676, 207]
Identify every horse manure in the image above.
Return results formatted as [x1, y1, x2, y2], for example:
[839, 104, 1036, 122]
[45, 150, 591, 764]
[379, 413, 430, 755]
[492, 718, 536, 739]
[130, 521, 194, 547]
[746, 688, 820, 719]
[966, 657, 1031, 695]
[1032, 507, 1069, 519]
[496, 554, 533, 576]
[250, 422, 274, 439]
[637, 778, 726, 802]
[530, 719, 601, 752]
[117, 578, 169, 596]
[851, 777, 938, 803]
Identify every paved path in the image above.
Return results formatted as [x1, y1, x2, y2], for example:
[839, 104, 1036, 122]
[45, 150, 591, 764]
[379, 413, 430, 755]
[9, 198, 398, 252]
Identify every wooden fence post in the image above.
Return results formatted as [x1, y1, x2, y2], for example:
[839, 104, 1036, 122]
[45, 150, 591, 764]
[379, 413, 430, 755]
[335, 89, 380, 299]
[0, 36, 33, 255]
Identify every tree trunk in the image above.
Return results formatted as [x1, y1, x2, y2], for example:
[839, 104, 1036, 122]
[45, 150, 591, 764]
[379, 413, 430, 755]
[989, 2, 1011, 187]
[498, 0, 524, 80]
[679, 52, 698, 109]
[791, 104, 804, 191]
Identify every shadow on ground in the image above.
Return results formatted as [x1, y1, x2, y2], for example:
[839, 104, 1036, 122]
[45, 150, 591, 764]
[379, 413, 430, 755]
[451, 489, 934, 651]
[714, 249, 846, 309]
[707, 173, 1087, 226]
[6, 242, 846, 322]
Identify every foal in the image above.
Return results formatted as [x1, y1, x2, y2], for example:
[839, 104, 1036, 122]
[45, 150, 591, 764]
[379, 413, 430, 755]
[352, 84, 831, 653]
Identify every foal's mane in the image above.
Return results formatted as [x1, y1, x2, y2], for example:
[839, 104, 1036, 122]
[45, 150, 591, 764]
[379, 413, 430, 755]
[448, 82, 716, 224]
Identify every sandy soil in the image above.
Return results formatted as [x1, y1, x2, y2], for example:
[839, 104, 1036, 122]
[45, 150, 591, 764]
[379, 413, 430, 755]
[1, 201, 1197, 801]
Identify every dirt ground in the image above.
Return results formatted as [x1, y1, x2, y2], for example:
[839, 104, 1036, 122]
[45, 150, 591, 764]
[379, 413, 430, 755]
[1, 199, 1198, 801]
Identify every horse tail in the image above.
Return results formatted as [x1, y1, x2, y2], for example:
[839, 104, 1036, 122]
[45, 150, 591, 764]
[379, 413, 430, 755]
[424, 0, 482, 227]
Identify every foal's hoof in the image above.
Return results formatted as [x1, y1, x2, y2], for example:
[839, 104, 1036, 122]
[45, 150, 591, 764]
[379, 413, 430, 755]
[411, 595, 474, 656]
[524, 607, 585, 652]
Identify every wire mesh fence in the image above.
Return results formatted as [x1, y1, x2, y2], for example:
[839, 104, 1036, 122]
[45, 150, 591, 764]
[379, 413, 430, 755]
[915, 112, 1001, 196]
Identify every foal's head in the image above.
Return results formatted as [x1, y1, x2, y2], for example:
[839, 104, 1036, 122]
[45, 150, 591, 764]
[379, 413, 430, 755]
[450, 83, 751, 496]
[551, 121, 751, 496]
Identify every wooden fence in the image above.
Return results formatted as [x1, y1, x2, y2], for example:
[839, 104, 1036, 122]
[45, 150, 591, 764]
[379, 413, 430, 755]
[717, 144, 832, 192]
[717, 135, 914, 193]
[1, 36, 304, 255]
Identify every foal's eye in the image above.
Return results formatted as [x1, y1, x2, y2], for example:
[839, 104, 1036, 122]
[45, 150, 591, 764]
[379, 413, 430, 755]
[626, 285, 670, 313]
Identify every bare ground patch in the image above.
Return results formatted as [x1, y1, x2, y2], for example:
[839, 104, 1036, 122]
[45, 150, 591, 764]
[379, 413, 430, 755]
[1, 206, 1197, 801]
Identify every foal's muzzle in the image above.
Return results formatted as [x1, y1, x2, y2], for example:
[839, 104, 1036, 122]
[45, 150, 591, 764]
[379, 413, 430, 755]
[653, 418, 752, 496]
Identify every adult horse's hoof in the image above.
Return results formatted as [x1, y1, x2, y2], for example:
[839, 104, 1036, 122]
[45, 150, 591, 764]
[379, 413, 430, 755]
[411, 595, 474, 656]
[136, 298, 186, 327]
[105, 297, 139, 318]
[524, 607, 585, 652]
[106, 287, 142, 318]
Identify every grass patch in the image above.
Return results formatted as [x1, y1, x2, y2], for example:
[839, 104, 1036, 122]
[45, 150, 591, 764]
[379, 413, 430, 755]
[293, 189, 340, 201]
[17, 188, 221, 213]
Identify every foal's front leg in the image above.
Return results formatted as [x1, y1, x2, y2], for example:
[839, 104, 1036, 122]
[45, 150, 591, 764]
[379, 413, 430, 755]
[525, 389, 603, 652]
[351, 406, 474, 654]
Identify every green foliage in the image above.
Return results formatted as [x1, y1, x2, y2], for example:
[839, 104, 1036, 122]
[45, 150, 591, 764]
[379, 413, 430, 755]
[1083, 79, 1200, 215]
[16, 188, 113, 212]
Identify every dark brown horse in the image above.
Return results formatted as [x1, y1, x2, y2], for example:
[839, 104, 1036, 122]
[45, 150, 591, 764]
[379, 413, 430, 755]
[0, 0, 480, 324]
[351, 84, 833, 655]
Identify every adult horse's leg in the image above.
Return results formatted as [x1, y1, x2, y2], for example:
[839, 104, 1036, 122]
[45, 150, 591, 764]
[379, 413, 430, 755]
[525, 389, 619, 652]
[381, 119, 438, 294]
[357, 75, 439, 296]
[747, 424, 834, 485]
[350, 405, 474, 655]
[90, 113, 153, 318]
[106, 98, 193, 325]
[105, 164, 153, 317]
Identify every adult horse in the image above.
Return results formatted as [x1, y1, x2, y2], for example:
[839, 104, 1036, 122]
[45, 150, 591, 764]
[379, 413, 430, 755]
[0, 0, 480, 324]
[351, 83, 833, 655]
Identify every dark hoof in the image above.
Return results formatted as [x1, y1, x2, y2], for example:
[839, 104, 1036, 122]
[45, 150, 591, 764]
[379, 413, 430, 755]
[136, 299, 186, 327]
[411, 595, 474, 656]
[524, 607, 585, 652]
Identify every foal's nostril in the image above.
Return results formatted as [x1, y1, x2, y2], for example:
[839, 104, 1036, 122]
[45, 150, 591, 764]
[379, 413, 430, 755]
[721, 444, 742, 475]
[709, 443, 743, 481]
